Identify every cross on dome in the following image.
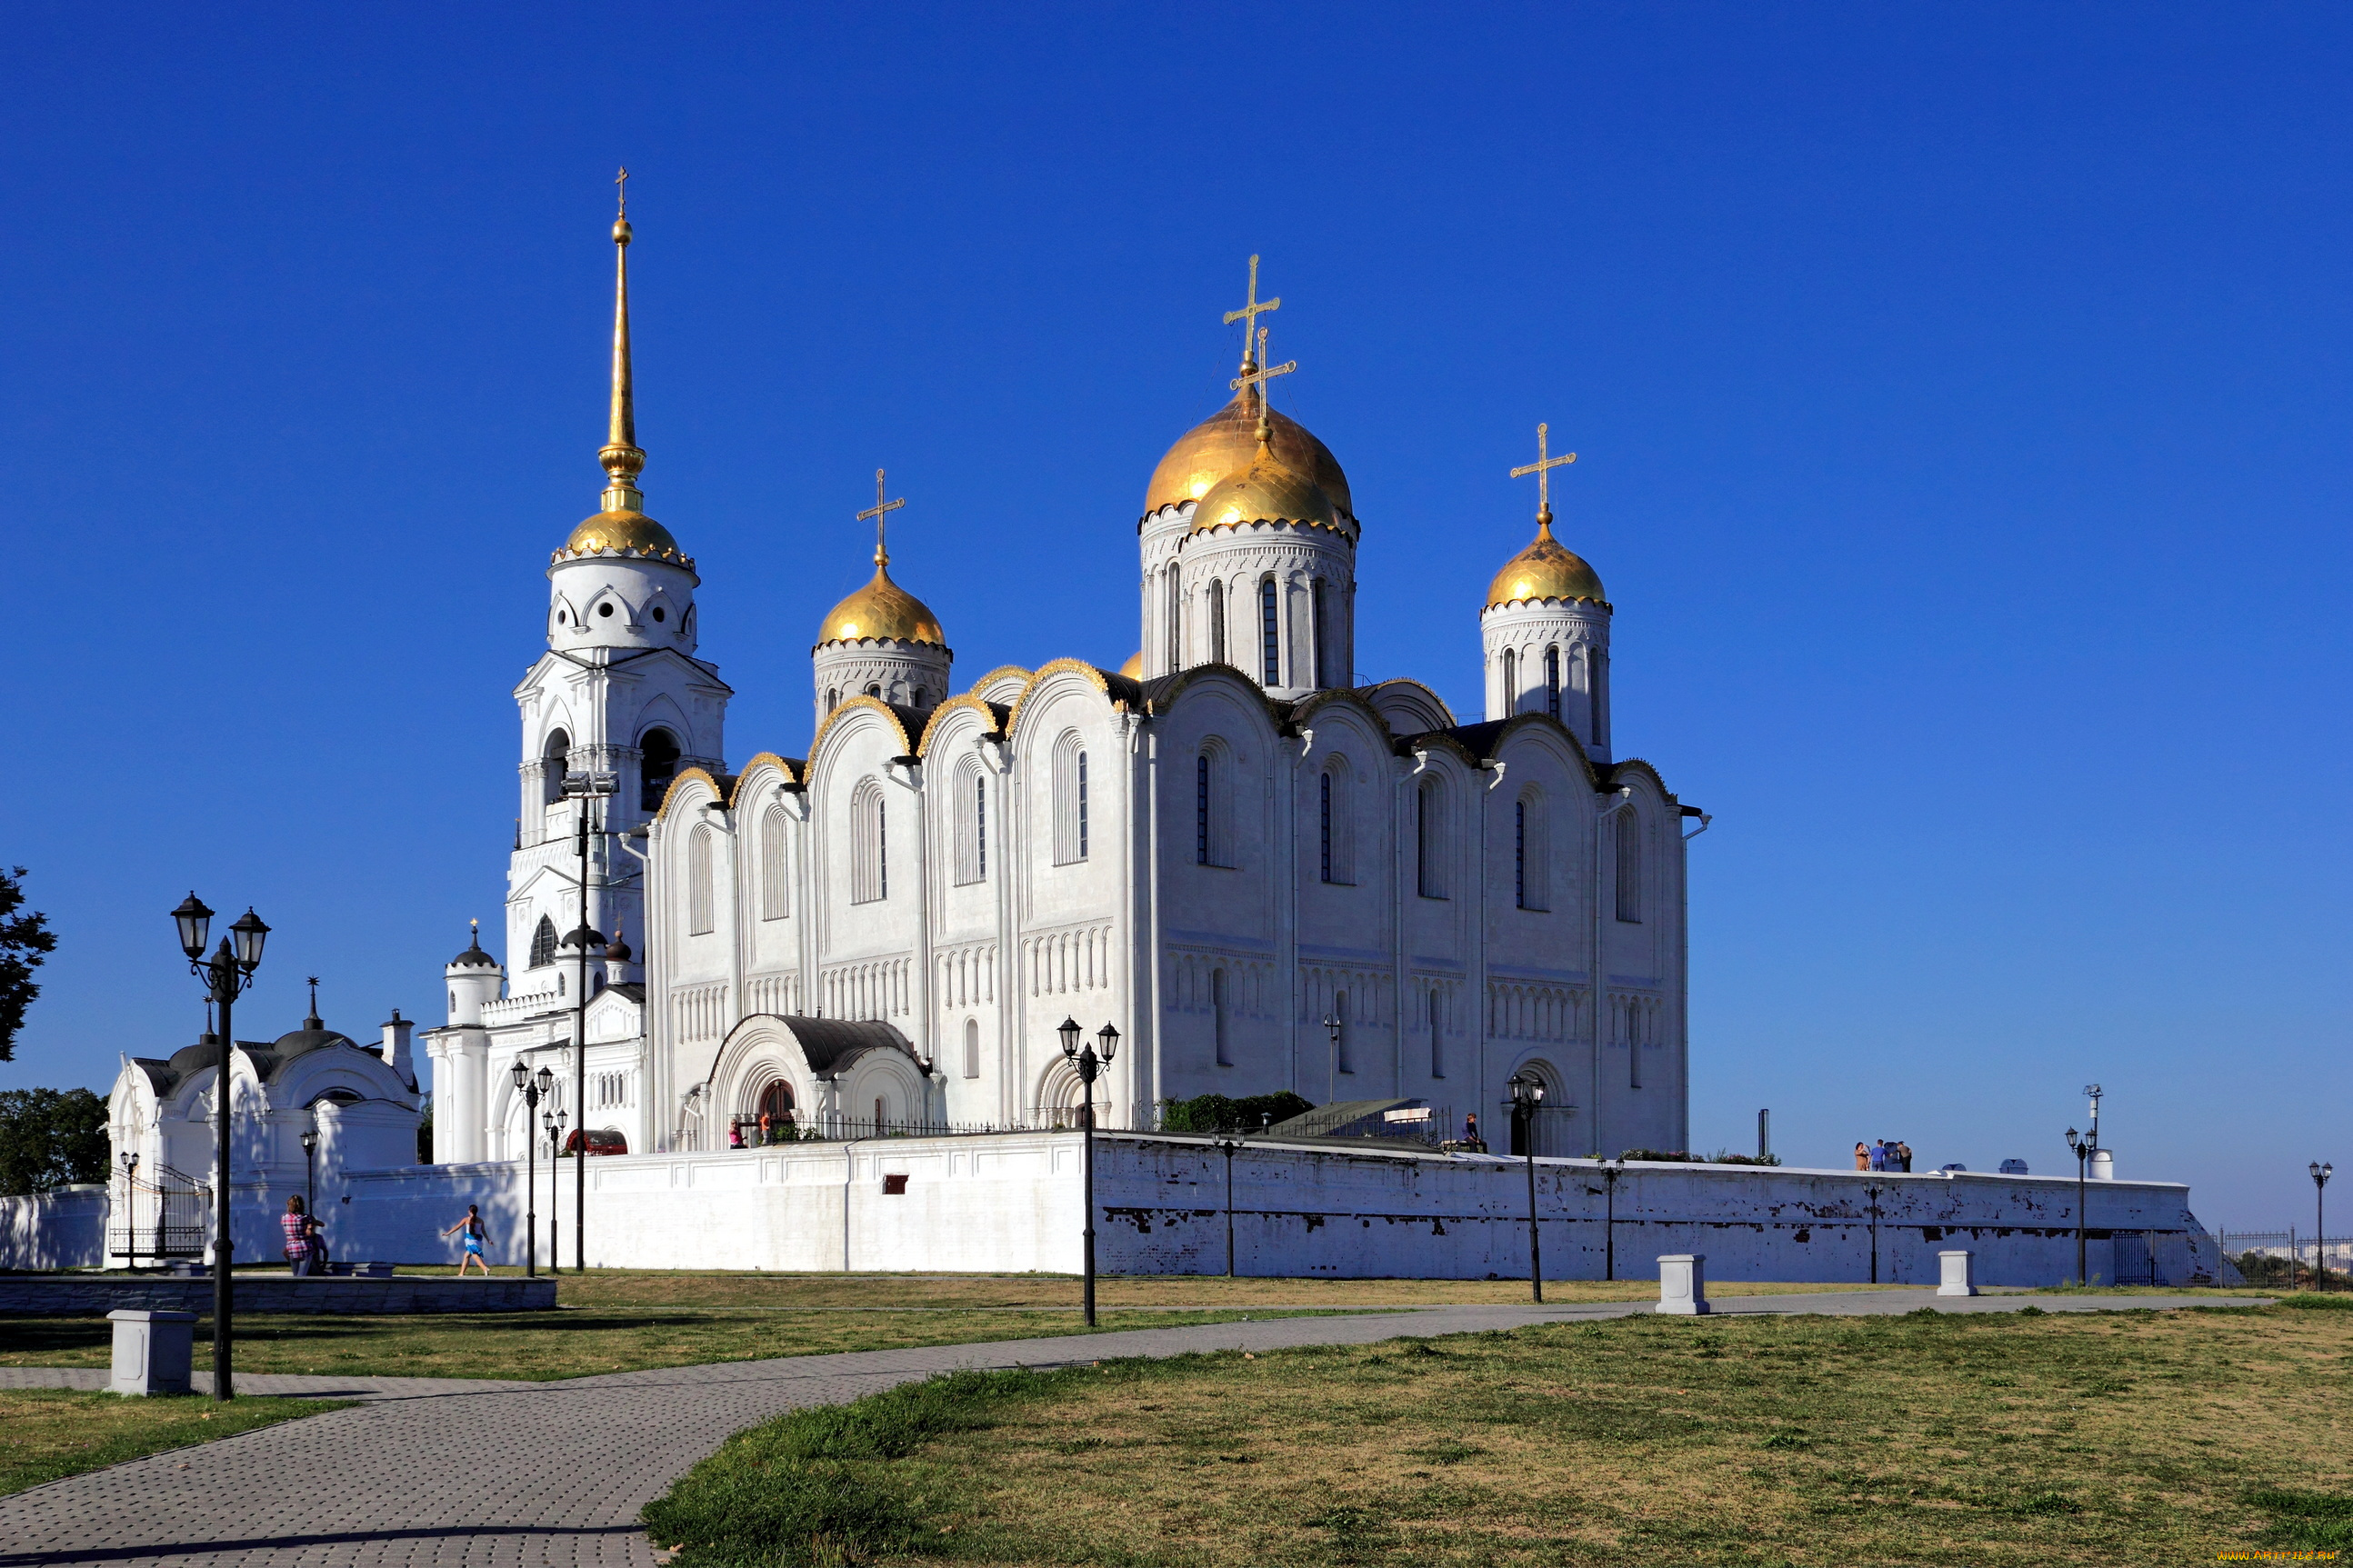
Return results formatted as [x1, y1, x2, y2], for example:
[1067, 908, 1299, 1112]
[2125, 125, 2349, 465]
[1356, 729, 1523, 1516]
[1222, 254, 1281, 372]
[856, 468, 906, 567]
[1509, 421, 1577, 525]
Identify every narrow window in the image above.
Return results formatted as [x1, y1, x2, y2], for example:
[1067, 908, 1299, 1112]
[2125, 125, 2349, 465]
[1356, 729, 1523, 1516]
[1196, 754, 1211, 865]
[1518, 790, 1549, 912]
[1053, 734, 1088, 864]
[530, 915, 558, 968]
[976, 772, 987, 879]
[852, 781, 888, 904]
[688, 826, 715, 934]
[1417, 782, 1446, 899]
[640, 728, 680, 811]
[1208, 580, 1227, 664]
[1587, 647, 1605, 741]
[1515, 799, 1527, 909]
[1500, 649, 1517, 714]
[1310, 579, 1327, 688]
[1077, 751, 1089, 859]
[877, 797, 888, 900]
[963, 1017, 980, 1080]
[1260, 578, 1280, 685]
[1545, 647, 1561, 720]
[866, 683, 881, 700]
[1615, 809, 1642, 924]
[875, 1096, 886, 1130]
[543, 730, 570, 804]
[955, 764, 986, 885]
[1429, 989, 1445, 1078]
[826, 687, 839, 712]
[760, 804, 790, 920]
[1318, 773, 1333, 884]
[1213, 967, 1231, 1066]
[1166, 572, 1182, 671]
[911, 688, 925, 709]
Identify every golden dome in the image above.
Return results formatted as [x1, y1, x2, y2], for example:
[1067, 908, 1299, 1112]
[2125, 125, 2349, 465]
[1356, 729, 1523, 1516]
[1487, 514, 1607, 608]
[819, 563, 946, 646]
[1146, 390, 1353, 518]
[1190, 451, 1342, 536]
[1117, 651, 1143, 679]
[564, 508, 685, 561]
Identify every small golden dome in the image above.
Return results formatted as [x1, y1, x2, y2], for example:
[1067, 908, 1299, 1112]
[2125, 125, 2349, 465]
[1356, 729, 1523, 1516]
[1190, 450, 1341, 536]
[565, 508, 684, 560]
[1117, 651, 1143, 679]
[1146, 391, 1353, 518]
[819, 564, 946, 646]
[1487, 514, 1607, 608]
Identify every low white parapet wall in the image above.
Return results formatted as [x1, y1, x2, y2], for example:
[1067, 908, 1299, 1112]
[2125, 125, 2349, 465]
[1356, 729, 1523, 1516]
[0, 1185, 107, 1270]
[265, 1133, 2215, 1287]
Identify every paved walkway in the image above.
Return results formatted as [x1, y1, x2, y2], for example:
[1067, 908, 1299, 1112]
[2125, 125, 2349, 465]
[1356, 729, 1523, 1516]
[0, 1290, 2239, 1566]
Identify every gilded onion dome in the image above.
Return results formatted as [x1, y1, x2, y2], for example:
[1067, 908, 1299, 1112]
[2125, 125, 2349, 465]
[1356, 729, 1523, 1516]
[1117, 650, 1143, 679]
[1146, 389, 1354, 519]
[1487, 514, 1607, 607]
[565, 507, 684, 560]
[818, 563, 946, 647]
[1189, 449, 1342, 535]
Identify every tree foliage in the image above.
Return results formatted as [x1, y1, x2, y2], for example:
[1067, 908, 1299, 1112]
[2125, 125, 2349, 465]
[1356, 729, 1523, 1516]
[0, 1087, 109, 1195]
[1158, 1091, 1315, 1134]
[0, 866, 57, 1063]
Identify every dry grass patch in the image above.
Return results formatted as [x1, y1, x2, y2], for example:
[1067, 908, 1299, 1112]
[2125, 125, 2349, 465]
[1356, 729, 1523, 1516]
[647, 1302, 2353, 1566]
[0, 1389, 343, 1497]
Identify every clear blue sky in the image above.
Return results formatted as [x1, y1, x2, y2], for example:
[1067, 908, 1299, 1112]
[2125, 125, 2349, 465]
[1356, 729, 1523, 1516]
[5, 5, 2345, 1229]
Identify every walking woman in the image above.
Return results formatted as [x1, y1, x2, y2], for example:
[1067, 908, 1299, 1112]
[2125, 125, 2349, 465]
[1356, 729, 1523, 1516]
[442, 1203, 492, 1276]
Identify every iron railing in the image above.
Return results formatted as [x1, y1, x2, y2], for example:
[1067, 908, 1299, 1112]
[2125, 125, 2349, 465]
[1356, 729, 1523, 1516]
[107, 1164, 209, 1264]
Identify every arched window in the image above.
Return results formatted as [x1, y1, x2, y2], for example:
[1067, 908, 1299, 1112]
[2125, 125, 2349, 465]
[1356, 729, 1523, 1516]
[1052, 732, 1088, 864]
[1429, 989, 1445, 1078]
[1310, 579, 1327, 689]
[529, 914, 558, 968]
[1417, 779, 1447, 899]
[962, 1017, 981, 1079]
[1615, 808, 1642, 924]
[1517, 789, 1548, 911]
[543, 730, 570, 804]
[851, 779, 887, 904]
[759, 804, 790, 921]
[1166, 571, 1182, 671]
[1317, 758, 1353, 885]
[1587, 646, 1607, 742]
[953, 761, 986, 884]
[1196, 754, 1212, 866]
[688, 825, 716, 934]
[866, 683, 882, 700]
[826, 687, 840, 713]
[1318, 772, 1333, 884]
[1259, 578, 1281, 685]
[1544, 647, 1561, 720]
[911, 687, 926, 708]
[1195, 744, 1231, 868]
[640, 728, 680, 811]
[1208, 579, 1227, 664]
[1212, 967, 1231, 1066]
[1499, 649, 1517, 714]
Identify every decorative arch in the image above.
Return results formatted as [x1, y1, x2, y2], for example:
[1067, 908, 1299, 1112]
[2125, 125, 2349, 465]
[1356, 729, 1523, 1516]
[1051, 729, 1088, 864]
[952, 754, 987, 885]
[1509, 1056, 1570, 1157]
[529, 915, 559, 968]
[1515, 784, 1550, 912]
[850, 778, 887, 904]
[687, 824, 716, 935]
[541, 729, 571, 804]
[1317, 751, 1355, 886]
[759, 804, 790, 920]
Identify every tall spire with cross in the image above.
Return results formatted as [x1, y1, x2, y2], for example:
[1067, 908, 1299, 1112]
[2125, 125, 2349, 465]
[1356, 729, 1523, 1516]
[1509, 422, 1577, 536]
[599, 167, 645, 514]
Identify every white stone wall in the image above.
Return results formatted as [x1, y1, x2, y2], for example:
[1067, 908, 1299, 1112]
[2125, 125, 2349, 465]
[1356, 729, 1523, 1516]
[0, 1185, 107, 1269]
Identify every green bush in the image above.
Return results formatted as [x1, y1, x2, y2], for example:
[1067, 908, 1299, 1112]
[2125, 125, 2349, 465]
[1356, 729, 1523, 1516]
[1159, 1091, 1314, 1134]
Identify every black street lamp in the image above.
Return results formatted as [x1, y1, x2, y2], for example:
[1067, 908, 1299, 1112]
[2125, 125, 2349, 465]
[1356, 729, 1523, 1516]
[561, 768, 616, 1273]
[511, 1062, 554, 1278]
[2065, 1125, 2094, 1285]
[546, 1108, 568, 1275]
[170, 892, 268, 1401]
[1058, 1017, 1119, 1327]
[1214, 1129, 1245, 1278]
[118, 1152, 142, 1272]
[1507, 1073, 1547, 1303]
[2312, 1162, 2334, 1292]
[299, 1121, 318, 1215]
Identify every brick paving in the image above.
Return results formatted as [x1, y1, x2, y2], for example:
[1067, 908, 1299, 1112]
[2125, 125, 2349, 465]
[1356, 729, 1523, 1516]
[0, 1290, 2238, 1566]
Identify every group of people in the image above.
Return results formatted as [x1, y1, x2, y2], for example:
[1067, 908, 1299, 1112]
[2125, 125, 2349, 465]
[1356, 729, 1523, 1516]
[1855, 1138, 1914, 1173]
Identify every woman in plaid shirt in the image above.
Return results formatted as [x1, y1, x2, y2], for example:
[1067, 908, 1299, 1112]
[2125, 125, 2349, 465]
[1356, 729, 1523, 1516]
[281, 1195, 319, 1276]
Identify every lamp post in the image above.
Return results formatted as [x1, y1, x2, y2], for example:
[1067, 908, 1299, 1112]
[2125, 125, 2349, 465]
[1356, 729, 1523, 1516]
[1058, 1017, 1119, 1327]
[119, 1152, 140, 1271]
[2065, 1125, 2093, 1284]
[1507, 1073, 1546, 1303]
[546, 1108, 567, 1275]
[299, 1123, 318, 1215]
[1323, 1011, 1342, 1102]
[510, 1062, 554, 1278]
[1214, 1129, 1245, 1278]
[561, 769, 616, 1273]
[2312, 1162, 2334, 1292]
[170, 893, 270, 1401]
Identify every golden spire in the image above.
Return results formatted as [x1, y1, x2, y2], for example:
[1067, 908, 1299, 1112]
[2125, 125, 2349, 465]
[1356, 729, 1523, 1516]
[1509, 421, 1577, 534]
[598, 167, 645, 514]
[856, 467, 906, 569]
[1223, 253, 1281, 377]
[1230, 326, 1296, 452]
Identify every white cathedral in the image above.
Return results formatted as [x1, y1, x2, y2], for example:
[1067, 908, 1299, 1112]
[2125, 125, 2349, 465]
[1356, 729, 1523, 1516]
[421, 210, 1701, 1171]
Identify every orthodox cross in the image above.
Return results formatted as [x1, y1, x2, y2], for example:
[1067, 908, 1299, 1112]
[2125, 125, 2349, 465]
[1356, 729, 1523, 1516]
[857, 468, 906, 565]
[615, 166, 629, 217]
[1222, 255, 1280, 366]
[1229, 326, 1297, 397]
[1509, 422, 1577, 521]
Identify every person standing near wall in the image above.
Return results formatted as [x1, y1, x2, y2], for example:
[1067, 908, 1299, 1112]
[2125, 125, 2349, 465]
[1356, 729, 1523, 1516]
[1854, 1142, 1868, 1171]
[281, 1196, 315, 1276]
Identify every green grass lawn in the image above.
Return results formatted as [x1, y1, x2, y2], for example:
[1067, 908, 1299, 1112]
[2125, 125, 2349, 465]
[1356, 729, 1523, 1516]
[644, 1296, 2353, 1566]
[0, 1390, 344, 1498]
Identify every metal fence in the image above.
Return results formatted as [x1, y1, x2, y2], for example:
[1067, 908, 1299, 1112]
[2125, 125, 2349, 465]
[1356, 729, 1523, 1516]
[106, 1164, 208, 1265]
[2217, 1229, 2351, 1288]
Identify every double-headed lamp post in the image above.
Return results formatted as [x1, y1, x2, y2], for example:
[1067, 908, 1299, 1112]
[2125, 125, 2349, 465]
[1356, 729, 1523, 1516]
[510, 1062, 554, 1278]
[1507, 1073, 1547, 1303]
[2312, 1162, 2334, 1292]
[2065, 1124, 2094, 1284]
[1058, 1017, 1120, 1327]
[171, 893, 270, 1402]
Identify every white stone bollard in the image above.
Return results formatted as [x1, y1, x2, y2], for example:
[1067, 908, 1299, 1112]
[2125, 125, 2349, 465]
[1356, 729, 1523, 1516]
[1657, 1253, 1711, 1314]
[109, 1309, 195, 1395]
[1937, 1249, 1978, 1297]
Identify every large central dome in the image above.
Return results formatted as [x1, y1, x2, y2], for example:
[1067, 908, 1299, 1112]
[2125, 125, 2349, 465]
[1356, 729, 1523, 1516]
[1146, 390, 1353, 519]
[818, 563, 946, 646]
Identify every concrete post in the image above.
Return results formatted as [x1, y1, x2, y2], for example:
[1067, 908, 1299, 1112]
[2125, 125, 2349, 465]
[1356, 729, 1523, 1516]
[1656, 1253, 1710, 1314]
[1937, 1248, 1978, 1297]
[108, 1309, 195, 1395]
